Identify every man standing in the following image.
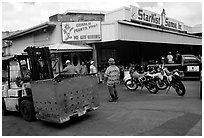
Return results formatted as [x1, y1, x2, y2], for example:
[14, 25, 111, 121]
[79, 61, 88, 75]
[167, 51, 174, 63]
[63, 60, 79, 74]
[89, 60, 97, 75]
[175, 51, 181, 63]
[104, 58, 120, 102]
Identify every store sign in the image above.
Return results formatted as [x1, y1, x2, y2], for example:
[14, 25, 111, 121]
[130, 5, 184, 32]
[130, 5, 161, 26]
[62, 21, 101, 41]
[163, 17, 184, 31]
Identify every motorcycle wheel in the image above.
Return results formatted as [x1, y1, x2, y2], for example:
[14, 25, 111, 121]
[173, 81, 186, 96]
[125, 79, 138, 90]
[146, 80, 158, 94]
[156, 79, 168, 90]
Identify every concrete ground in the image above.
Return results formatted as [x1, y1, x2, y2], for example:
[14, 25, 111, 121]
[2, 81, 202, 136]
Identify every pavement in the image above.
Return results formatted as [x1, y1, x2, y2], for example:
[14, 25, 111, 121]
[2, 81, 202, 136]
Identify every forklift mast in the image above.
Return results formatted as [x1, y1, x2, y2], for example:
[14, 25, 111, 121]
[24, 47, 54, 81]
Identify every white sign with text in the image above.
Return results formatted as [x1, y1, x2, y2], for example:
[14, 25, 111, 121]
[163, 17, 184, 31]
[130, 5, 161, 26]
[62, 21, 101, 41]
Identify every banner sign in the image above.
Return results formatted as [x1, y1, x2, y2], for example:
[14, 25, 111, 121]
[62, 21, 101, 41]
[163, 17, 184, 31]
[130, 5, 161, 26]
[130, 5, 184, 31]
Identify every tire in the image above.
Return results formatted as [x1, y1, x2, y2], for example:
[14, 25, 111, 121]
[173, 81, 186, 96]
[20, 99, 35, 121]
[125, 79, 138, 90]
[156, 79, 168, 90]
[146, 80, 158, 94]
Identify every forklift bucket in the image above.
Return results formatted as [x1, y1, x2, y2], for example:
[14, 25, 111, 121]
[30, 75, 99, 123]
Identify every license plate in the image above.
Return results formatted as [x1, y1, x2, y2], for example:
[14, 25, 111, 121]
[187, 66, 199, 72]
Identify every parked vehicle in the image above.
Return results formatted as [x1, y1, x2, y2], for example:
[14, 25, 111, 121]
[164, 69, 186, 96]
[165, 54, 201, 79]
[153, 71, 169, 90]
[149, 54, 201, 79]
[124, 68, 158, 94]
[2, 47, 99, 124]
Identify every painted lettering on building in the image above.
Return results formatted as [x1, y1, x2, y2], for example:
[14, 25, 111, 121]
[164, 17, 184, 31]
[130, 5, 184, 31]
[62, 21, 101, 42]
[130, 5, 161, 26]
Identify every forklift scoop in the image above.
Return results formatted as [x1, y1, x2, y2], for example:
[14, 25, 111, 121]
[31, 75, 99, 124]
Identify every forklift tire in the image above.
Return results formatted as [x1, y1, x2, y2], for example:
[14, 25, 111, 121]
[20, 99, 35, 121]
[2, 99, 8, 116]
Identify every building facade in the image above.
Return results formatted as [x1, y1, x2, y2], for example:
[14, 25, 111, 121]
[2, 6, 202, 73]
[94, 6, 202, 70]
[2, 10, 105, 75]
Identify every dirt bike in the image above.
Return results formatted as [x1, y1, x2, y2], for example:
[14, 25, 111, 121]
[165, 69, 186, 96]
[124, 69, 158, 94]
[151, 66, 169, 90]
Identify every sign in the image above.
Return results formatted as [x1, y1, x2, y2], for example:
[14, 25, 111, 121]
[187, 66, 199, 72]
[130, 5, 184, 32]
[130, 5, 161, 26]
[163, 17, 184, 31]
[62, 21, 101, 41]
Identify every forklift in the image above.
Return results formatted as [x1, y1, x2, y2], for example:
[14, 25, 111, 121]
[2, 47, 99, 123]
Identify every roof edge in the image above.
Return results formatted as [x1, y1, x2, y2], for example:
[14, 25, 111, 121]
[3, 22, 56, 40]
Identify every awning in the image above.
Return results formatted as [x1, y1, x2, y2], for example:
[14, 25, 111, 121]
[2, 55, 15, 61]
[46, 43, 93, 53]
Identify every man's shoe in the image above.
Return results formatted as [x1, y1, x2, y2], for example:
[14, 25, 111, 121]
[115, 97, 119, 101]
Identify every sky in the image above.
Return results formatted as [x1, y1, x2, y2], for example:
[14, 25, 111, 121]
[1, 0, 203, 32]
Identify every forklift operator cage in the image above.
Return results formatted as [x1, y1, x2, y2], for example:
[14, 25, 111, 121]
[31, 75, 99, 124]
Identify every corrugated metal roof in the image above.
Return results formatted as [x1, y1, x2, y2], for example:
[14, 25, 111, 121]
[3, 22, 56, 40]
[45, 43, 93, 52]
[64, 9, 106, 15]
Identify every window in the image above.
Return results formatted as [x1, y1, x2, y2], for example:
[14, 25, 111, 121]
[184, 56, 200, 64]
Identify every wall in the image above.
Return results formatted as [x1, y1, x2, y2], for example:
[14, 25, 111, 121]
[46, 22, 62, 45]
[10, 34, 34, 55]
[101, 22, 118, 42]
[105, 7, 130, 22]
[8, 22, 61, 55]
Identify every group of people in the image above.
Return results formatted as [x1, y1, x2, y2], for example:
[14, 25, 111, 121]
[63, 58, 121, 103]
[62, 60, 97, 75]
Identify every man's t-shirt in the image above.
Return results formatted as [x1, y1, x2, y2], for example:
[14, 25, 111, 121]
[104, 65, 120, 86]
[63, 65, 78, 74]
[90, 65, 97, 74]
[167, 55, 173, 63]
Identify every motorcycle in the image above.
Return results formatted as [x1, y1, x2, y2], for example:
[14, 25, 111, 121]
[148, 64, 185, 96]
[151, 65, 169, 90]
[165, 69, 186, 96]
[124, 68, 158, 94]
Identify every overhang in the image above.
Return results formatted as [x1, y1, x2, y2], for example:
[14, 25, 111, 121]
[3, 22, 56, 40]
[46, 43, 93, 53]
[118, 20, 201, 39]
[2, 55, 28, 61]
[117, 20, 202, 45]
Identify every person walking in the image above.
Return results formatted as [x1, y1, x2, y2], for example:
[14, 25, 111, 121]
[104, 58, 120, 102]
[63, 60, 79, 74]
